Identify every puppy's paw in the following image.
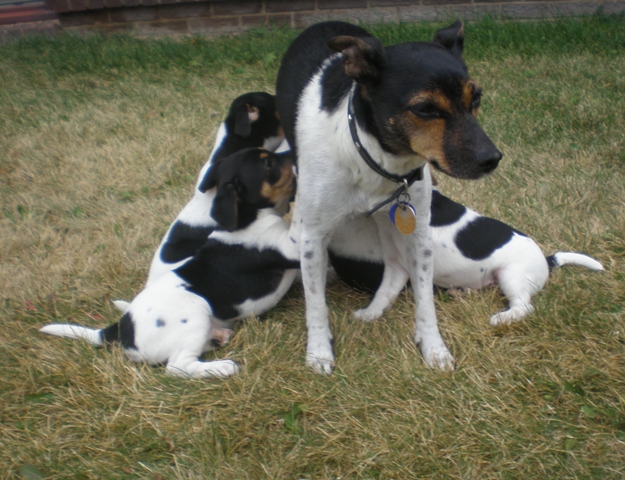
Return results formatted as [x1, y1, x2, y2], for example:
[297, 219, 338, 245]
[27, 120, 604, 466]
[353, 307, 383, 322]
[419, 340, 455, 371]
[489, 305, 532, 326]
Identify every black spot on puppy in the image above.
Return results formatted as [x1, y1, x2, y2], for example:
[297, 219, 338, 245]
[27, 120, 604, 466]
[156, 319, 166, 328]
[304, 251, 314, 259]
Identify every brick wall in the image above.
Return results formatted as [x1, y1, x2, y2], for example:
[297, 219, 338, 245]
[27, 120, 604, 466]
[49, 0, 625, 36]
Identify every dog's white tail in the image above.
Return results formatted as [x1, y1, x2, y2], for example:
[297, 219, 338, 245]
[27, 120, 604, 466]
[112, 300, 131, 313]
[547, 252, 604, 271]
[39, 324, 103, 346]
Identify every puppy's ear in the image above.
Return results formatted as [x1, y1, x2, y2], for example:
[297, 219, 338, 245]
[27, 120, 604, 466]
[198, 164, 219, 193]
[233, 103, 252, 137]
[327, 35, 386, 83]
[433, 20, 464, 60]
[211, 183, 238, 231]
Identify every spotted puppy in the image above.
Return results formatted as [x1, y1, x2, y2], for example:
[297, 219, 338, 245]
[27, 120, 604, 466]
[41, 148, 299, 379]
[329, 188, 604, 325]
[147, 91, 284, 284]
[276, 21, 501, 372]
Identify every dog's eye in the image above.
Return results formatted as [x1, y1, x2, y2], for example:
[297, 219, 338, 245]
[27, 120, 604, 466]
[264, 156, 274, 169]
[409, 103, 441, 120]
[471, 93, 482, 110]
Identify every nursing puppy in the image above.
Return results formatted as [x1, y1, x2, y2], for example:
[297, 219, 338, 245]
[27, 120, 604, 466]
[276, 21, 502, 372]
[41, 148, 299, 379]
[147, 92, 284, 284]
[329, 188, 604, 325]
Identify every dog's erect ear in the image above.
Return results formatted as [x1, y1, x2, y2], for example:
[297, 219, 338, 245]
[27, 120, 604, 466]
[327, 35, 386, 83]
[211, 183, 238, 231]
[198, 164, 219, 193]
[433, 20, 464, 59]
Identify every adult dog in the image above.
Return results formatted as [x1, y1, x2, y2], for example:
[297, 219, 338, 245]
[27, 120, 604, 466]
[276, 21, 502, 372]
[328, 188, 604, 325]
[147, 92, 284, 284]
[41, 148, 299, 379]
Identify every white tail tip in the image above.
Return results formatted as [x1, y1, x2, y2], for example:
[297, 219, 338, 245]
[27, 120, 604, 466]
[39, 324, 103, 346]
[551, 252, 604, 271]
[112, 300, 131, 313]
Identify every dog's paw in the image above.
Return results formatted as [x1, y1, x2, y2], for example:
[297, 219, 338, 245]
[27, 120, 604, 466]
[306, 354, 334, 374]
[419, 340, 455, 371]
[353, 307, 383, 322]
[489, 305, 533, 326]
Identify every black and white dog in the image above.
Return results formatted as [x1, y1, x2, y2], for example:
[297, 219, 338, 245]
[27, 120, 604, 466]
[276, 21, 502, 372]
[41, 148, 300, 379]
[329, 187, 604, 325]
[146, 92, 284, 284]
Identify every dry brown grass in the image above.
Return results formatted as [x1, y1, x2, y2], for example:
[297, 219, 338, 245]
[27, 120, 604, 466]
[1, 19, 624, 479]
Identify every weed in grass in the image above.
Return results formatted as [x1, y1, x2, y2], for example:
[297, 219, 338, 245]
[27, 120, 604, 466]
[1, 16, 624, 480]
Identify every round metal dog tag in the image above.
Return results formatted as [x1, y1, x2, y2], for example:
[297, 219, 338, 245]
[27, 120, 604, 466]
[394, 202, 416, 235]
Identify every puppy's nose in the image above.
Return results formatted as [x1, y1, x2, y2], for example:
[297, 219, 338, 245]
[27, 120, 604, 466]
[476, 148, 502, 173]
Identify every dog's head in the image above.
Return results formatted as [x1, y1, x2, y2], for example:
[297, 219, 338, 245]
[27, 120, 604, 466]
[328, 21, 502, 180]
[225, 91, 283, 144]
[198, 148, 295, 231]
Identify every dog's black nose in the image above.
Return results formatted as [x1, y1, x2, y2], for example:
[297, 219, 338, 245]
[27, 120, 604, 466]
[476, 148, 502, 173]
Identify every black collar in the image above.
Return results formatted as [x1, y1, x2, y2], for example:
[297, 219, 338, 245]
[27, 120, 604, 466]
[347, 87, 423, 216]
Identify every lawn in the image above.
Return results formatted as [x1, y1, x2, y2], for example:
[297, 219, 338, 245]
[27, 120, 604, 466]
[1, 15, 624, 479]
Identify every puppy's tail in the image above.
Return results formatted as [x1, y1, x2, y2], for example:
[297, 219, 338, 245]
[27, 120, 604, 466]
[546, 252, 604, 271]
[39, 324, 104, 346]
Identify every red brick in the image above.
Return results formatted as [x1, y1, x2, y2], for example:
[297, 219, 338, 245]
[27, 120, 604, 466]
[103, 0, 123, 8]
[295, 7, 398, 27]
[157, 3, 211, 19]
[188, 14, 240, 34]
[123, 0, 141, 7]
[213, 0, 261, 15]
[140, 0, 158, 6]
[158, 0, 178, 5]
[241, 13, 291, 27]
[49, 0, 71, 13]
[58, 9, 109, 26]
[110, 6, 158, 22]
[148, 18, 188, 31]
[266, 0, 314, 13]
[500, 3, 552, 18]
[423, 0, 468, 5]
[88, 0, 104, 9]
[69, 0, 89, 11]
[0, 10, 58, 26]
[318, 0, 366, 10]
[370, 0, 415, 6]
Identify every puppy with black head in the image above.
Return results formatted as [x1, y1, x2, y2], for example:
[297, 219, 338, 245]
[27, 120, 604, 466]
[276, 21, 502, 372]
[147, 92, 284, 284]
[41, 148, 300, 379]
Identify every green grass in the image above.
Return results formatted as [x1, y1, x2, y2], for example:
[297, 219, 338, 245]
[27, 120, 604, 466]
[1, 15, 625, 479]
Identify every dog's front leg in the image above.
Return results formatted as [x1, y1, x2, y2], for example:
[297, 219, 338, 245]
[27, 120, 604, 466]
[408, 184, 454, 371]
[300, 225, 335, 374]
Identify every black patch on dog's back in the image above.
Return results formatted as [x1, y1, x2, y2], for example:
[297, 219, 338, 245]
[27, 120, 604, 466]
[175, 240, 300, 320]
[328, 251, 384, 293]
[160, 221, 216, 264]
[321, 58, 352, 113]
[276, 21, 373, 150]
[101, 312, 136, 349]
[455, 217, 525, 260]
[430, 190, 466, 227]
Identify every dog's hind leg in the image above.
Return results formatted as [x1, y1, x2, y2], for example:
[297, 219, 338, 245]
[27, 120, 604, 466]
[166, 356, 240, 379]
[354, 219, 409, 321]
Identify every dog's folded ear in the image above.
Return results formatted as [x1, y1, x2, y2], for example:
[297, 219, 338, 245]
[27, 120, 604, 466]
[233, 103, 253, 137]
[327, 35, 386, 83]
[211, 182, 238, 231]
[433, 20, 464, 60]
[198, 164, 219, 193]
